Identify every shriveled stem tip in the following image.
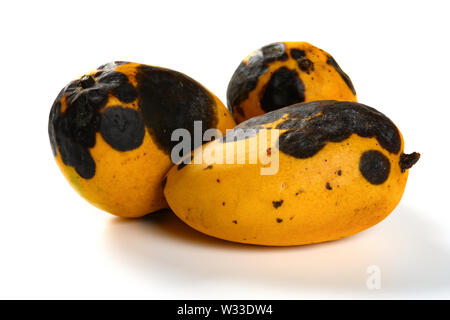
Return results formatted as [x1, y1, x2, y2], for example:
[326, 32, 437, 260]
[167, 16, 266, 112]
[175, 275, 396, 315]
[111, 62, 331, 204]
[399, 152, 420, 172]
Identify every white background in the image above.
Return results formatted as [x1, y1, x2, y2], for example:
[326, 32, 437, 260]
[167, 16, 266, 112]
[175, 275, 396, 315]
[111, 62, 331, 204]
[1, 0, 449, 299]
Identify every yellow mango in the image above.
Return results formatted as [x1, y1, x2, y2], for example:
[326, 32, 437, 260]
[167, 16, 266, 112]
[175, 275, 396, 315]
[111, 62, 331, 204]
[227, 42, 357, 123]
[164, 100, 419, 246]
[48, 61, 236, 217]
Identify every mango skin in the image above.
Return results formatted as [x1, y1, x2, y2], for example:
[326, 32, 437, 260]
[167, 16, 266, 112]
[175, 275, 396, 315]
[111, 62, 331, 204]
[163, 101, 419, 246]
[227, 42, 357, 123]
[49, 61, 236, 218]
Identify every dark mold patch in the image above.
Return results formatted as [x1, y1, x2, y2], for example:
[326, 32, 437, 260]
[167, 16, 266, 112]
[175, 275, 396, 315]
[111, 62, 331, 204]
[112, 82, 137, 103]
[291, 49, 314, 74]
[337, 170, 342, 176]
[260, 67, 305, 112]
[49, 97, 97, 178]
[359, 150, 391, 185]
[97, 70, 128, 84]
[48, 62, 140, 179]
[276, 218, 283, 223]
[272, 200, 283, 209]
[326, 56, 356, 95]
[227, 42, 288, 117]
[57, 139, 96, 179]
[50, 97, 96, 179]
[49, 88, 104, 179]
[100, 106, 145, 151]
[97, 71, 137, 103]
[136, 65, 218, 154]
[277, 100, 401, 158]
[218, 100, 401, 159]
[326, 182, 332, 190]
[232, 220, 238, 224]
[48, 100, 61, 157]
[399, 152, 420, 173]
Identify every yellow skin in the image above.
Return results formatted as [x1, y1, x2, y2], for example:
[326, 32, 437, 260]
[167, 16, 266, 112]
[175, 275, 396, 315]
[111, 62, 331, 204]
[227, 42, 357, 123]
[49, 62, 236, 218]
[164, 101, 419, 246]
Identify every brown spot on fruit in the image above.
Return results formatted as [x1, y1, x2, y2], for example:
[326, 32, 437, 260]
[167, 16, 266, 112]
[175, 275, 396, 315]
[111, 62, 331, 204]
[291, 49, 315, 74]
[260, 67, 305, 112]
[359, 150, 391, 185]
[227, 42, 288, 113]
[272, 200, 283, 208]
[277, 101, 401, 158]
[100, 106, 145, 151]
[136, 65, 218, 154]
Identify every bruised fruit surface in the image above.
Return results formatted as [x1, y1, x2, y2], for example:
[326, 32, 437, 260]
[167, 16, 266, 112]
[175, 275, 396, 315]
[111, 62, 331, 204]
[163, 100, 419, 246]
[49, 61, 236, 217]
[227, 42, 357, 123]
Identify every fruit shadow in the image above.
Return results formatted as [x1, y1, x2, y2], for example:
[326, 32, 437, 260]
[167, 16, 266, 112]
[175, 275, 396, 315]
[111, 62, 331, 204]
[104, 205, 450, 297]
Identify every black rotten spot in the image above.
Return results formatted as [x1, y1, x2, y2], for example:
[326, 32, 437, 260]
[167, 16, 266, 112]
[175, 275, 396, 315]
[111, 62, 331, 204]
[260, 67, 305, 112]
[217, 101, 401, 159]
[272, 200, 283, 208]
[290, 49, 314, 74]
[136, 65, 218, 154]
[49, 86, 105, 179]
[100, 106, 145, 151]
[277, 101, 401, 158]
[48, 63, 138, 179]
[97, 70, 138, 103]
[227, 42, 288, 116]
[359, 150, 391, 185]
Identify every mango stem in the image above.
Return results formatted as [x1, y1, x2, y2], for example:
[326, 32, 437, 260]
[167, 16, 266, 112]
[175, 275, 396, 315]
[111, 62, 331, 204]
[399, 152, 420, 173]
